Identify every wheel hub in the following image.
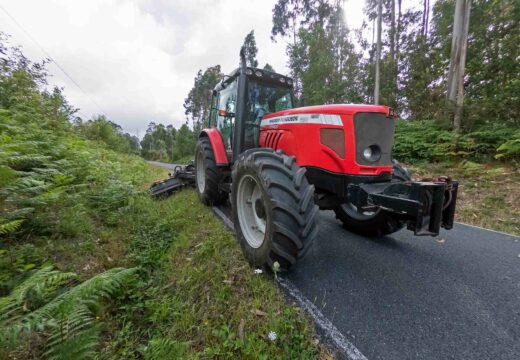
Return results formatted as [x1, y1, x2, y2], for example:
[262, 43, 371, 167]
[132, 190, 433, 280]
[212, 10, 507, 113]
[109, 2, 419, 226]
[236, 175, 266, 248]
[254, 198, 266, 220]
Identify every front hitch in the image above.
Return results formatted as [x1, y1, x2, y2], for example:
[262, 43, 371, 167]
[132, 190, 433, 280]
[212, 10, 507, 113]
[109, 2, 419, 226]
[347, 177, 459, 236]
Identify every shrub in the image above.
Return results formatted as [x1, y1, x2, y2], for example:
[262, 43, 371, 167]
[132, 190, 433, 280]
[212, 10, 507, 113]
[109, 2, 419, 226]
[393, 120, 519, 162]
[495, 131, 520, 160]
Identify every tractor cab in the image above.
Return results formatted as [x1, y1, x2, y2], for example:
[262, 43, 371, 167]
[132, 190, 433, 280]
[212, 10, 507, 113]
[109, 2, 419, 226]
[208, 67, 294, 162]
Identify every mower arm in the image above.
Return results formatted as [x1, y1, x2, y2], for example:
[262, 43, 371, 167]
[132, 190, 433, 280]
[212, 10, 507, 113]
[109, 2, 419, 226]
[149, 163, 196, 197]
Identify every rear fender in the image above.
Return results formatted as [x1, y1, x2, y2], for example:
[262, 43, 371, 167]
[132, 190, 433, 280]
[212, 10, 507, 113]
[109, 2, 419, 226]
[199, 128, 229, 165]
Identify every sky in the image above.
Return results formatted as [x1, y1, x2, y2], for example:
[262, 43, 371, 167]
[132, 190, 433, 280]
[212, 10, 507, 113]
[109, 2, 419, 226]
[0, 0, 366, 136]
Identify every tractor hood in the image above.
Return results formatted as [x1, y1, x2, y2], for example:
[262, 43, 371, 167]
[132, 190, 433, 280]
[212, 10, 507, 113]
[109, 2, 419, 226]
[258, 103, 397, 177]
[263, 104, 391, 120]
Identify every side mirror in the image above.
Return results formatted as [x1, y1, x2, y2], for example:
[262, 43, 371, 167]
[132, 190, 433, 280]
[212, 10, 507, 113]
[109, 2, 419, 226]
[388, 108, 398, 119]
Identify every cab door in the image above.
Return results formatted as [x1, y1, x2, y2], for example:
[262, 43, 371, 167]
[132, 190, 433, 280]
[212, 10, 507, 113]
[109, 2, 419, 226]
[215, 80, 237, 159]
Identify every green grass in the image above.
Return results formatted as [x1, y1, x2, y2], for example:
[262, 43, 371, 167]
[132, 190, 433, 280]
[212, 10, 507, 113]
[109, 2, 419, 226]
[101, 167, 326, 359]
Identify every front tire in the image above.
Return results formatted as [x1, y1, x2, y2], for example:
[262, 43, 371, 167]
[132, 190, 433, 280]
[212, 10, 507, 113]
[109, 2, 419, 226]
[231, 149, 319, 271]
[333, 160, 412, 237]
[195, 137, 226, 205]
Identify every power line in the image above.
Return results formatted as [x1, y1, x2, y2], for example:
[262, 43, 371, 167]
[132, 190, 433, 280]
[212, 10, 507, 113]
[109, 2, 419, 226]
[0, 4, 108, 119]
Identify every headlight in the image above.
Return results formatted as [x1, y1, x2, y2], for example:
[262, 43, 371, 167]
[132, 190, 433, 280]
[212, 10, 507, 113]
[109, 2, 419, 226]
[363, 145, 381, 162]
[363, 147, 372, 159]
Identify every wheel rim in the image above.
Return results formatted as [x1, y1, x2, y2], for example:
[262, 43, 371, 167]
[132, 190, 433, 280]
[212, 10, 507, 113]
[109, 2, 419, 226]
[236, 174, 266, 248]
[341, 202, 380, 220]
[196, 152, 205, 194]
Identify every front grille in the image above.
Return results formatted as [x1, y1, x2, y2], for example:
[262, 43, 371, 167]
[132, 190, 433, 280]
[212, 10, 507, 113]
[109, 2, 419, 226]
[353, 112, 395, 166]
[264, 131, 283, 149]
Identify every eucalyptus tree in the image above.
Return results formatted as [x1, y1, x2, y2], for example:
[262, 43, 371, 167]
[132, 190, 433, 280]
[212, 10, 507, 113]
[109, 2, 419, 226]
[271, 0, 363, 105]
[183, 65, 222, 132]
[242, 30, 259, 67]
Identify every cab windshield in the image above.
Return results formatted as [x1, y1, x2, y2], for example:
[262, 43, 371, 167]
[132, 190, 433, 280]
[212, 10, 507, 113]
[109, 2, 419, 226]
[248, 80, 293, 122]
[245, 80, 293, 148]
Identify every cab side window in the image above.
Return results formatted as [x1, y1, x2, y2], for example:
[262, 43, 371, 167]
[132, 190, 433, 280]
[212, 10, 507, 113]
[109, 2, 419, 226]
[217, 80, 237, 149]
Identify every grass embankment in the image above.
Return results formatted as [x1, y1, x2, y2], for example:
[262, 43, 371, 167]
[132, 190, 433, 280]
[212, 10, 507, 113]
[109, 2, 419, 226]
[408, 161, 519, 236]
[101, 165, 326, 359]
[1, 158, 325, 359]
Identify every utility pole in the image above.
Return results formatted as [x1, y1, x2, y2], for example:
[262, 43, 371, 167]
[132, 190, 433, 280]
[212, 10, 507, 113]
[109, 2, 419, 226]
[446, 0, 471, 131]
[374, 0, 382, 105]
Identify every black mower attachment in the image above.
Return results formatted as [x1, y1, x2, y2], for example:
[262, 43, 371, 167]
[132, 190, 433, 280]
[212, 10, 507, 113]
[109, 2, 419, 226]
[150, 162, 196, 198]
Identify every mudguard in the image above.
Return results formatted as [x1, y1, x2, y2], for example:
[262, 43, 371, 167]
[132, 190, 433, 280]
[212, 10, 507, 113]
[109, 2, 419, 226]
[199, 128, 229, 165]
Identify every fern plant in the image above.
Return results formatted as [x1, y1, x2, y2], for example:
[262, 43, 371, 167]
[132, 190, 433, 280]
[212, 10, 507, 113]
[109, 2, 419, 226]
[0, 266, 137, 359]
[496, 131, 520, 160]
[0, 219, 23, 235]
[141, 337, 188, 360]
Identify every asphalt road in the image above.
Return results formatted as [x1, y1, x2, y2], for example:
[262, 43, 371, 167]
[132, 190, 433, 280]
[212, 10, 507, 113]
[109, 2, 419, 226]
[286, 212, 520, 360]
[148, 162, 520, 360]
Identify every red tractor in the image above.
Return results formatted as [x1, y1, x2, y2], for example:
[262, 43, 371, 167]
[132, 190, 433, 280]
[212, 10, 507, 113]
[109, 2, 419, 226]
[195, 49, 458, 271]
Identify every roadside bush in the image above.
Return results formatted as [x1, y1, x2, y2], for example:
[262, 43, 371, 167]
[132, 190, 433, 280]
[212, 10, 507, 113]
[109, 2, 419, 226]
[495, 131, 520, 160]
[0, 110, 146, 239]
[0, 37, 147, 243]
[75, 115, 140, 155]
[393, 120, 519, 162]
[0, 36, 155, 359]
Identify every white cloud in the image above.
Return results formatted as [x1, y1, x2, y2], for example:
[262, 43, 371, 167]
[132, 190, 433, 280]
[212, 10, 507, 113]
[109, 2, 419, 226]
[0, 0, 290, 136]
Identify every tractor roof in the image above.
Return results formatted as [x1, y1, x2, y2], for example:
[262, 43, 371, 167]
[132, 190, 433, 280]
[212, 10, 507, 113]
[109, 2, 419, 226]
[214, 66, 293, 92]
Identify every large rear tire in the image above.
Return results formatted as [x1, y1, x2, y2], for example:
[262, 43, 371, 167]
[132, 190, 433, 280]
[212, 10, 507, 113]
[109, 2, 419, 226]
[231, 149, 319, 271]
[195, 137, 226, 206]
[333, 160, 411, 237]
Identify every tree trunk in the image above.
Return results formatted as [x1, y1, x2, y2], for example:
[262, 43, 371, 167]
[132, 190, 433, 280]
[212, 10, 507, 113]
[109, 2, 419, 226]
[453, 0, 471, 131]
[395, 0, 402, 107]
[425, 0, 430, 37]
[374, 0, 382, 105]
[390, 0, 396, 62]
[447, 0, 471, 131]
[422, 0, 427, 35]
[447, 0, 462, 103]
[390, 0, 396, 107]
